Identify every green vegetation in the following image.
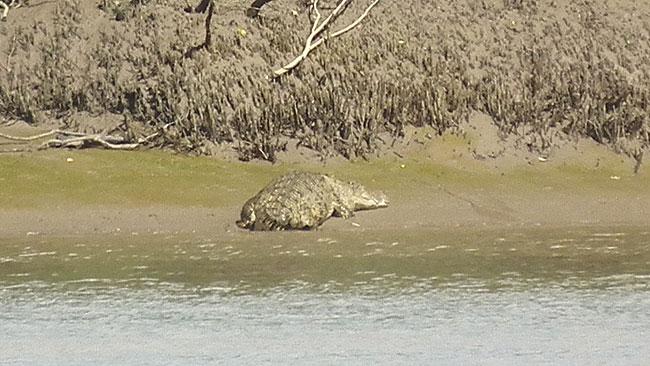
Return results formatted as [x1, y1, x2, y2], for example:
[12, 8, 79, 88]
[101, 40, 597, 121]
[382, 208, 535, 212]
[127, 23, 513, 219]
[0, 150, 280, 208]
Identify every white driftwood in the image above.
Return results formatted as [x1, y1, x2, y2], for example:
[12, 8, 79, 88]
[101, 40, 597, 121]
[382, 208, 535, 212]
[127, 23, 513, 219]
[0, 129, 146, 150]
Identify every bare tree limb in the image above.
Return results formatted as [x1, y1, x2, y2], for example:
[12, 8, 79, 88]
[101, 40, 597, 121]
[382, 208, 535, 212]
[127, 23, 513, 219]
[328, 0, 380, 39]
[0, 129, 142, 150]
[1, 0, 25, 21]
[186, 0, 215, 57]
[42, 135, 140, 150]
[273, 0, 381, 77]
[247, 0, 274, 18]
[0, 129, 86, 141]
[0, 34, 17, 72]
[1, 2, 9, 20]
[194, 0, 211, 13]
[309, 0, 322, 34]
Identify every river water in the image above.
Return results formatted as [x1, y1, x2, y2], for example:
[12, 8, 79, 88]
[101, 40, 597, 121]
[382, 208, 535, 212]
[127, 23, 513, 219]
[1, 226, 649, 365]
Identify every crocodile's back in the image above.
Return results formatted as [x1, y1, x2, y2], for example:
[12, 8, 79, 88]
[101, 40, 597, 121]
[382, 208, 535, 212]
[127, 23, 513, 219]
[239, 171, 338, 230]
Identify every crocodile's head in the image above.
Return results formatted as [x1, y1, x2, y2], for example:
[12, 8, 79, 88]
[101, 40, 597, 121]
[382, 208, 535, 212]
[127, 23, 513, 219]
[345, 181, 389, 211]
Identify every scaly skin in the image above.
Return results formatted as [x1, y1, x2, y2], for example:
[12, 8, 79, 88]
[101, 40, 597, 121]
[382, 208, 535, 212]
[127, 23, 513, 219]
[237, 171, 389, 231]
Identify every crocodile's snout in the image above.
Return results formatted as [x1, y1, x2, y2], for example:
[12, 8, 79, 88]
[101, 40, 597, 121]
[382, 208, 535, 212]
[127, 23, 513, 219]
[374, 193, 389, 208]
[353, 190, 389, 211]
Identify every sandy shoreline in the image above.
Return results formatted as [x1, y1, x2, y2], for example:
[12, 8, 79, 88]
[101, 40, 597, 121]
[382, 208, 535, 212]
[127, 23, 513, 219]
[1, 191, 648, 238]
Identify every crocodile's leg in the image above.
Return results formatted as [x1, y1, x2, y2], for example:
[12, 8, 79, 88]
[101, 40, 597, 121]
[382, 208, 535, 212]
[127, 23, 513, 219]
[332, 203, 354, 219]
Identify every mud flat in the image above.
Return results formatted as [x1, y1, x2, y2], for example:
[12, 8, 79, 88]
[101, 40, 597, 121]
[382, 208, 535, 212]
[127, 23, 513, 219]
[1, 124, 648, 239]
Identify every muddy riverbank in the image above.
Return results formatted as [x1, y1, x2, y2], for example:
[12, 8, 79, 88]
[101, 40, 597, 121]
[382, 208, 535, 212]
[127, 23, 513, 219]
[1, 123, 648, 238]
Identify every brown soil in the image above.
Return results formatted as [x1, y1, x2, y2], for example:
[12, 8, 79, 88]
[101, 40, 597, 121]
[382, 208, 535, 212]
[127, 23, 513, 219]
[2, 178, 648, 238]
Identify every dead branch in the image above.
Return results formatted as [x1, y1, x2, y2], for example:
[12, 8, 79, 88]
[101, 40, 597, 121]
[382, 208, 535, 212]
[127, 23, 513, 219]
[0, 129, 141, 150]
[0, 34, 17, 73]
[1, 2, 8, 20]
[1, 0, 22, 21]
[186, 0, 215, 57]
[42, 135, 140, 150]
[202, 0, 215, 49]
[194, 0, 211, 13]
[0, 129, 85, 141]
[273, 0, 381, 77]
[247, 0, 273, 18]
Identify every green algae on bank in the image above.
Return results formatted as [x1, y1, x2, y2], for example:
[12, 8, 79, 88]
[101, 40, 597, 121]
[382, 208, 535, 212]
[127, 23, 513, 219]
[0, 143, 647, 210]
[0, 149, 282, 208]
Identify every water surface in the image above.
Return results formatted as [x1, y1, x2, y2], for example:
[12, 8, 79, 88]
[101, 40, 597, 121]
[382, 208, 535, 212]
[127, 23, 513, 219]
[1, 226, 649, 365]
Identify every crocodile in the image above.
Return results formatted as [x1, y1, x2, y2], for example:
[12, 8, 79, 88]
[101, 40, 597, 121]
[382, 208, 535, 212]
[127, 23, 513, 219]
[236, 171, 389, 231]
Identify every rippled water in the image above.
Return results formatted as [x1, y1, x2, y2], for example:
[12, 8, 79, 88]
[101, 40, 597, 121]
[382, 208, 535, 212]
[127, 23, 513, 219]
[1, 226, 649, 365]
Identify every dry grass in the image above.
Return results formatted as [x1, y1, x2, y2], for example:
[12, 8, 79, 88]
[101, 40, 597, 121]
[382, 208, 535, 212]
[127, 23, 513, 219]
[0, 0, 648, 161]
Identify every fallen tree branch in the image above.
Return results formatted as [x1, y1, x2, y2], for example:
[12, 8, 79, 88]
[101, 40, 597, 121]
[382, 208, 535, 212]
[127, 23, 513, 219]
[0, 129, 141, 150]
[0, 119, 176, 152]
[42, 135, 140, 150]
[273, 0, 380, 77]
[0, 129, 85, 141]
